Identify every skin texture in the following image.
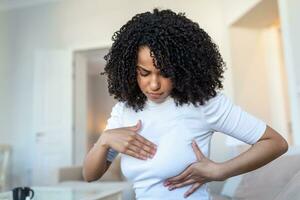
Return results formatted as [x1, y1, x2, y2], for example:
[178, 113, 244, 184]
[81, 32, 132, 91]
[136, 46, 173, 104]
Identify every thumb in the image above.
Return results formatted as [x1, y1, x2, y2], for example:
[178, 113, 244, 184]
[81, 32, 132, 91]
[192, 140, 205, 161]
[127, 120, 142, 132]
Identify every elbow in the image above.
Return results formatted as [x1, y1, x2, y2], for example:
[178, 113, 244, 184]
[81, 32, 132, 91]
[274, 133, 289, 156]
[280, 137, 289, 155]
[82, 173, 92, 182]
[83, 174, 99, 183]
[82, 170, 90, 182]
[268, 126, 289, 156]
[82, 169, 100, 183]
[84, 177, 97, 183]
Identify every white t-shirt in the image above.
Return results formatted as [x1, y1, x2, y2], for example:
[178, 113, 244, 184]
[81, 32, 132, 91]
[104, 93, 266, 200]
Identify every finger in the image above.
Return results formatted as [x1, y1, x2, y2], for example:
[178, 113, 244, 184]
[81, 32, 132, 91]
[192, 140, 205, 161]
[184, 182, 203, 198]
[164, 173, 192, 186]
[126, 120, 142, 132]
[135, 134, 158, 150]
[128, 143, 153, 158]
[124, 120, 157, 151]
[166, 167, 192, 183]
[124, 149, 147, 160]
[166, 173, 193, 186]
[168, 179, 196, 190]
[131, 140, 156, 156]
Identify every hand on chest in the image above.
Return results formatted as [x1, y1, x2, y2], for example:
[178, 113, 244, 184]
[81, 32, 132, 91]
[121, 112, 211, 181]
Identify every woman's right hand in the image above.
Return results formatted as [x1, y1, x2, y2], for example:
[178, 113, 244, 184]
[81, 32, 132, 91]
[98, 120, 157, 160]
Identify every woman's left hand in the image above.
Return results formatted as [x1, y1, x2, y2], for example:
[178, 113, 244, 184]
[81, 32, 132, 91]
[163, 140, 225, 198]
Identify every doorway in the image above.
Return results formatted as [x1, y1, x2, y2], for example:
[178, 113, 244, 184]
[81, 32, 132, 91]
[229, 0, 292, 143]
[73, 47, 117, 165]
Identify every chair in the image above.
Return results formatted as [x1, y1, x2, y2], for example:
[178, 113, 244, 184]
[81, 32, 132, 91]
[0, 144, 11, 192]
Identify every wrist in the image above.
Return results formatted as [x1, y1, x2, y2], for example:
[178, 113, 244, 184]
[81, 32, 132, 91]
[95, 131, 110, 149]
[214, 162, 230, 181]
[217, 161, 237, 181]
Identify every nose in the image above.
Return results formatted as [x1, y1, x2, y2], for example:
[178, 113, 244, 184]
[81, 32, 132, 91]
[149, 75, 160, 91]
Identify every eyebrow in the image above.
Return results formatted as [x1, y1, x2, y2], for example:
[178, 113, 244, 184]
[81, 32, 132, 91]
[136, 65, 151, 73]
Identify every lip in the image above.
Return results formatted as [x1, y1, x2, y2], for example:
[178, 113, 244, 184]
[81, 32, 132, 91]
[148, 92, 163, 99]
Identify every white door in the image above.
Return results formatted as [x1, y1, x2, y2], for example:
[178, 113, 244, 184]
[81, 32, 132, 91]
[32, 50, 73, 185]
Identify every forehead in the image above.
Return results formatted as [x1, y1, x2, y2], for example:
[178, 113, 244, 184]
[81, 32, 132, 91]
[137, 46, 159, 71]
[137, 46, 153, 62]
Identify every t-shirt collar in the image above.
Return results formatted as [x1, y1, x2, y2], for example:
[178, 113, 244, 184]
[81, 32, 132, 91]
[145, 95, 173, 108]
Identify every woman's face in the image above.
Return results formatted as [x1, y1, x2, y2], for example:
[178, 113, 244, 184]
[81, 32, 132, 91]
[136, 46, 173, 103]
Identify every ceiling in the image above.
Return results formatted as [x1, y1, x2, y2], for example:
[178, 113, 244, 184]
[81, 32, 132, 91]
[232, 0, 279, 28]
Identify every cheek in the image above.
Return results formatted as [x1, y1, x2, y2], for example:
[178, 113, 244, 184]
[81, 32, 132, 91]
[162, 80, 173, 92]
[137, 77, 147, 91]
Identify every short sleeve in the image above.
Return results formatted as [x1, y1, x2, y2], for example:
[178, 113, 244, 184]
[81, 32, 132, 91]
[202, 93, 266, 145]
[103, 102, 124, 162]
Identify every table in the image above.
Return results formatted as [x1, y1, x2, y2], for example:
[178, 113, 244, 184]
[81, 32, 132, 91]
[0, 184, 123, 200]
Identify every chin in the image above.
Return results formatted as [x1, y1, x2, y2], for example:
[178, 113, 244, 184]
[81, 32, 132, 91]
[149, 96, 167, 103]
[152, 98, 164, 103]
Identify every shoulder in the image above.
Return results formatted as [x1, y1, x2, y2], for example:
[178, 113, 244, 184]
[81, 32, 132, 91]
[112, 101, 125, 110]
[110, 101, 126, 116]
[203, 92, 231, 108]
[200, 92, 234, 121]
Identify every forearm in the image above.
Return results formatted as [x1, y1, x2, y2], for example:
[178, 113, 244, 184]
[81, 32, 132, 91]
[219, 126, 288, 180]
[82, 137, 110, 182]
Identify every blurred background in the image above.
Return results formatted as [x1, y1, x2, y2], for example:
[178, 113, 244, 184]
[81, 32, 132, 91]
[0, 0, 299, 198]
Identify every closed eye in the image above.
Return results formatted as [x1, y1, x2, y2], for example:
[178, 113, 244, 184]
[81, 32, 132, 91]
[137, 66, 150, 76]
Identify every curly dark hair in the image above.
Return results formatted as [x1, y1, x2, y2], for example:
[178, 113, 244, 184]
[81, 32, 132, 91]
[102, 8, 225, 112]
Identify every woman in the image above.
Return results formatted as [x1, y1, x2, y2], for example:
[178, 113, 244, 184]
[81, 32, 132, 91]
[83, 9, 288, 200]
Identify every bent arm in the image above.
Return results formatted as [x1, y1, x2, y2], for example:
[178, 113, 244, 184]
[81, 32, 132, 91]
[219, 126, 288, 180]
[82, 137, 112, 182]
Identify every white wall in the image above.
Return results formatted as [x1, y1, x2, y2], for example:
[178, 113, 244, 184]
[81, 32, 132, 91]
[278, 0, 300, 145]
[0, 11, 10, 144]
[0, 11, 14, 189]
[229, 26, 290, 141]
[262, 27, 290, 139]
[74, 53, 87, 166]
[221, 0, 261, 26]
[230, 27, 272, 123]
